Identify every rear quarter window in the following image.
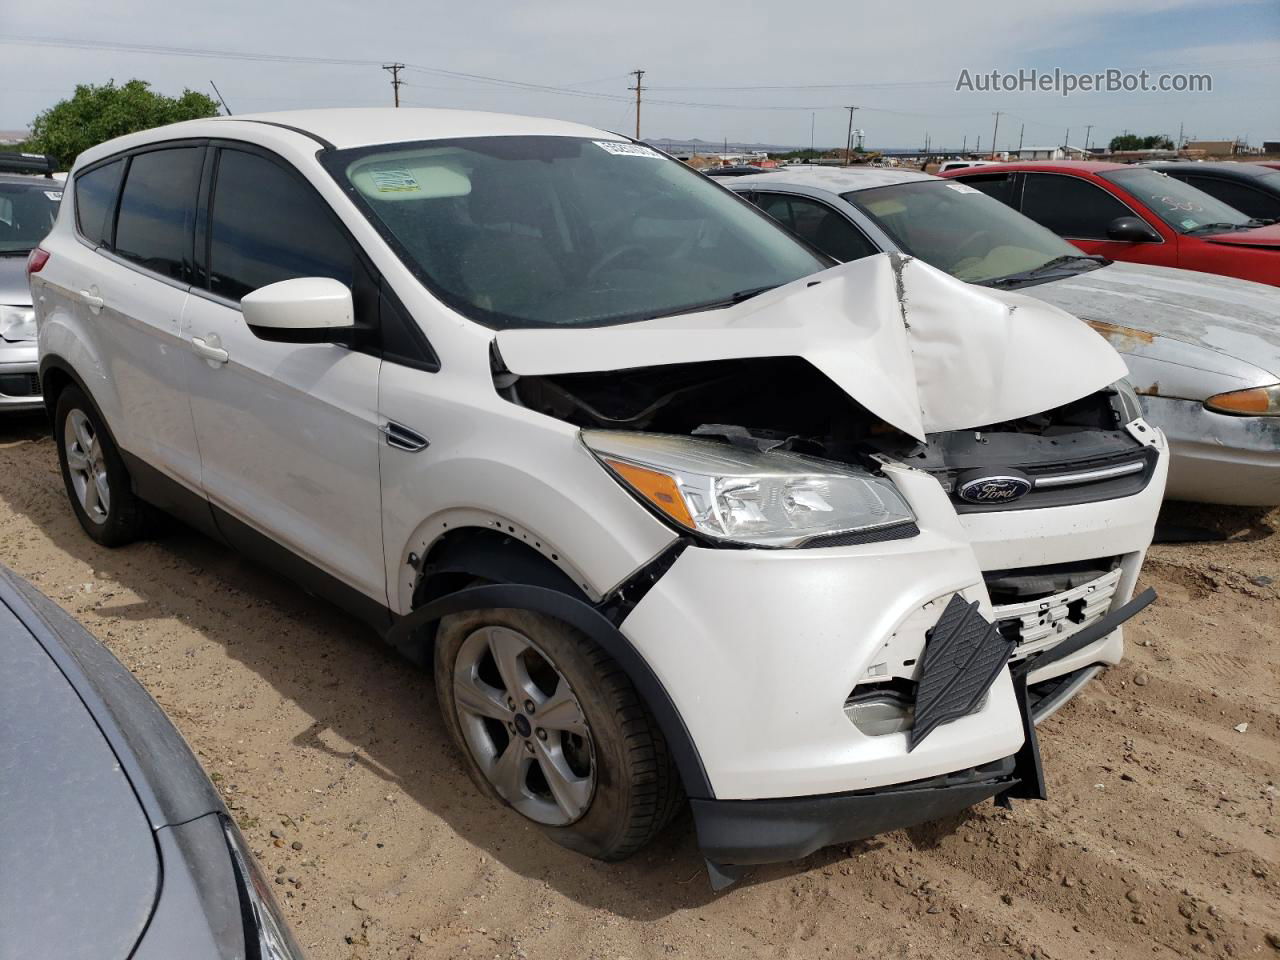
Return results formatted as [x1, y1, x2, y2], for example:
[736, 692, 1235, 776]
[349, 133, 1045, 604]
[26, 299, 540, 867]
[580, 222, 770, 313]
[74, 159, 125, 247]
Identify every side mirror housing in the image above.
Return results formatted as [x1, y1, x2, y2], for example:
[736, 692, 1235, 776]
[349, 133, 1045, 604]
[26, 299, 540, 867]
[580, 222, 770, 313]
[1106, 216, 1161, 243]
[241, 277, 355, 343]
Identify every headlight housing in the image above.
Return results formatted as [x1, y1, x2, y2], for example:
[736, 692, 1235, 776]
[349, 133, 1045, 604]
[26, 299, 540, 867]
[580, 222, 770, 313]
[1110, 378, 1144, 423]
[1205, 383, 1280, 416]
[583, 431, 916, 548]
[0, 304, 37, 342]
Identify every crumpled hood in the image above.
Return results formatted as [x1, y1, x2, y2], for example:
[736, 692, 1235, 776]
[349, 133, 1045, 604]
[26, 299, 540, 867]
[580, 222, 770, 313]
[496, 253, 1126, 442]
[1031, 261, 1280, 378]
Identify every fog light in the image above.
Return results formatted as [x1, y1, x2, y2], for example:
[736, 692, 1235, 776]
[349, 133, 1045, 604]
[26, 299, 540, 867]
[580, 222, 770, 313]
[844, 693, 914, 736]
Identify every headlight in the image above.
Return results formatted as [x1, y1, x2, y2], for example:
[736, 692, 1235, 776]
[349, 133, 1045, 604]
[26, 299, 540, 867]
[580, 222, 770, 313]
[1205, 383, 1280, 416]
[0, 304, 37, 341]
[222, 819, 307, 959]
[1110, 377, 1143, 423]
[583, 431, 916, 547]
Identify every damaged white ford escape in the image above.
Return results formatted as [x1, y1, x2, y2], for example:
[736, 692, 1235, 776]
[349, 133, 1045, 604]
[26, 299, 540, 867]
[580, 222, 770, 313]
[31, 109, 1166, 887]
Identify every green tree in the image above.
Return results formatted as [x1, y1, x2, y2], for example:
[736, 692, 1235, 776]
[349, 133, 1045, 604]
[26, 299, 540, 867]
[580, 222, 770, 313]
[1108, 133, 1175, 152]
[27, 80, 219, 166]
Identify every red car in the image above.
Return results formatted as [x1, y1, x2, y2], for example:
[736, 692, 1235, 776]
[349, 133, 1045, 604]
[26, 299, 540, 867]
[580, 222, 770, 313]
[941, 161, 1280, 286]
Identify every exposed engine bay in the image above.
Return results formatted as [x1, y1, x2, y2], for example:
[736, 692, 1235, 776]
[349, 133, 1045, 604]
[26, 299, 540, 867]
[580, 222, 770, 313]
[500, 355, 1156, 511]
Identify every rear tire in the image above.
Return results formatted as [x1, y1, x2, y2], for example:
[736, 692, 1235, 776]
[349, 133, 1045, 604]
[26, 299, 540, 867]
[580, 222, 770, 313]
[54, 386, 149, 547]
[434, 606, 682, 861]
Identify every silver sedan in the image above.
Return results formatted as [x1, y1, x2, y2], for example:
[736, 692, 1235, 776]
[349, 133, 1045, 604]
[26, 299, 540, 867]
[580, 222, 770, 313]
[727, 166, 1280, 506]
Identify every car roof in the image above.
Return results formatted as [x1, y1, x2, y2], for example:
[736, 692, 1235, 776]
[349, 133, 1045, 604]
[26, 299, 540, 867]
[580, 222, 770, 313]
[947, 160, 1130, 175]
[1147, 161, 1279, 180]
[727, 166, 936, 192]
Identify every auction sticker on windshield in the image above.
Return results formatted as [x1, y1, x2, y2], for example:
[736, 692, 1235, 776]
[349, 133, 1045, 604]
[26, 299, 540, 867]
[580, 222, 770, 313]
[369, 168, 421, 192]
[594, 141, 662, 158]
[946, 182, 981, 195]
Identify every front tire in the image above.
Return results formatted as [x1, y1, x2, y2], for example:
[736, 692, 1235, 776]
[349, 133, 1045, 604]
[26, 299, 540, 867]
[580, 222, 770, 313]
[54, 386, 149, 546]
[434, 607, 682, 861]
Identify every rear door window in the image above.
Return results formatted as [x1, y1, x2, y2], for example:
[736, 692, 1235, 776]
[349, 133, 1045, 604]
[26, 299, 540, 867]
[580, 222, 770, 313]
[956, 172, 1019, 207]
[1182, 175, 1280, 221]
[1020, 173, 1133, 240]
[74, 159, 126, 247]
[752, 192, 878, 262]
[206, 148, 354, 303]
[114, 147, 204, 281]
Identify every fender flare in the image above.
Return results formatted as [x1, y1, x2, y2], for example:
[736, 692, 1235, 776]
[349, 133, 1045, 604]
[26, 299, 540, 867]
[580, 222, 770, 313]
[384, 582, 715, 800]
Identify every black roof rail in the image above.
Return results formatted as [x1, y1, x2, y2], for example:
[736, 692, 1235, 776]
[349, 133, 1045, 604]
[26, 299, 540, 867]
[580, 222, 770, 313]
[0, 153, 57, 178]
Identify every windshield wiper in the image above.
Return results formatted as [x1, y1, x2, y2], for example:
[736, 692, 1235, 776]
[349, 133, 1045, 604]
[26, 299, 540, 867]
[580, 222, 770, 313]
[986, 254, 1108, 287]
[654, 284, 780, 319]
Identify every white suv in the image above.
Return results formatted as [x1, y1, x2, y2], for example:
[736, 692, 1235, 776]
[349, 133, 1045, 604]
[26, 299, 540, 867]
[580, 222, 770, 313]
[31, 109, 1166, 887]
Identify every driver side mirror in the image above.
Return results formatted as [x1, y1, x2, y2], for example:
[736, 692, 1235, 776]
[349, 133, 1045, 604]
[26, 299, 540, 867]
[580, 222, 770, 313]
[241, 277, 355, 343]
[1106, 216, 1161, 243]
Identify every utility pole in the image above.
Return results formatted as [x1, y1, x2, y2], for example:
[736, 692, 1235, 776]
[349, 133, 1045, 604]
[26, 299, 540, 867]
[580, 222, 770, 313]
[209, 80, 232, 116]
[990, 111, 1001, 159]
[1064, 128, 1071, 155]
[976, 135, 981, 155]
[629, 69, 645, 140]
[962, 135, 967, 153]
[845, 106, 858, 165]
[1177, 121, 1184, 148]
[382, 63, 405, 107]
[1083, 124, 1093, 153]
[1017, 123, 1024, 154]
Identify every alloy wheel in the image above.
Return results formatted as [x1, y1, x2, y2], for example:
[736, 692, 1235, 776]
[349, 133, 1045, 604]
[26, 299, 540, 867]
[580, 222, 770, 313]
[64, 409, 110, 525]
[452, 625, 596, 826]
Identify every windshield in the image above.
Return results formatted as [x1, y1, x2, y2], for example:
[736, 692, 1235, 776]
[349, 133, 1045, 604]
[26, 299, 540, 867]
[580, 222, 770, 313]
[1102, 168, 1253, 233]
[845, 180, 1085, 284]
[325, 136, 827, 329]
[0, 180, 62, 255]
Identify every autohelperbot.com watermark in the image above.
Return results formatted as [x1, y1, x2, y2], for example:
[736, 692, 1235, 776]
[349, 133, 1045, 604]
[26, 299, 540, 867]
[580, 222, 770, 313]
[955, 68, 1212, 97]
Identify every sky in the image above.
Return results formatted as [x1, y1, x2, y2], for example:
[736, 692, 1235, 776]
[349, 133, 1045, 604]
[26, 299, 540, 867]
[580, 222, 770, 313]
[2, 0, 1278, 151]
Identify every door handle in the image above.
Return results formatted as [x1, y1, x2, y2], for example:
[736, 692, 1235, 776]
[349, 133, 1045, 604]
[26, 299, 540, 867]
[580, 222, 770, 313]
[191, 335, 229, 365]
[79, 288, 104, 314]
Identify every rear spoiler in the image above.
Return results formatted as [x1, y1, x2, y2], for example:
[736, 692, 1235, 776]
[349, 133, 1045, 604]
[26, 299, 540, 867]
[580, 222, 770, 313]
[0, 153, 57, 178]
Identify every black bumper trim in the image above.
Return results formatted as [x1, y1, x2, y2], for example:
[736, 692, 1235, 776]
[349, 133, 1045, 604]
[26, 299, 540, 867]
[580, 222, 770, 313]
[691, 756, 1017, 867]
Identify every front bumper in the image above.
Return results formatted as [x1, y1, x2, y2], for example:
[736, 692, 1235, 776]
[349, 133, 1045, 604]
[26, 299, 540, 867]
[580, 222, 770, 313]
[1141, 395, 1280, 506]
[0, 341, 42, 411]
[692, 756, 1017, 868]
[623, 434, 1166, 804]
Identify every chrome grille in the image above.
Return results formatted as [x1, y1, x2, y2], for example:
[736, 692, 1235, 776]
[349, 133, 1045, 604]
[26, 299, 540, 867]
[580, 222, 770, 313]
[993, 567, 1123, 661]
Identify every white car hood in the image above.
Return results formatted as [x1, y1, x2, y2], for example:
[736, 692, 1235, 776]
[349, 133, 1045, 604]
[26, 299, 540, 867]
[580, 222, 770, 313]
[496, 254, 1125, 442]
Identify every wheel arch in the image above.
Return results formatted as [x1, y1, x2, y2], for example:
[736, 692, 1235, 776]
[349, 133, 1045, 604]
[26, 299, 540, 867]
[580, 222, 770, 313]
[390, 532, 713, 800]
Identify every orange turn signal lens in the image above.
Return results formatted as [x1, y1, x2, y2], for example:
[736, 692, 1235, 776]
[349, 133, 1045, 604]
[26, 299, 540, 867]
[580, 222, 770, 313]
[1205, 384, 1280, 416]
[603, 458, 695, 528]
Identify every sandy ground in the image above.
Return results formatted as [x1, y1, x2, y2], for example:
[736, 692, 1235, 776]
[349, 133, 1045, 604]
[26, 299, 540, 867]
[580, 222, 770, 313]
[1, 412, 1277, 960]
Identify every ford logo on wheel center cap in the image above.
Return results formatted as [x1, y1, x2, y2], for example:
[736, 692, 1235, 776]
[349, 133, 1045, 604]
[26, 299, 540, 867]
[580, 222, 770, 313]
[956, 469, 1033, 505]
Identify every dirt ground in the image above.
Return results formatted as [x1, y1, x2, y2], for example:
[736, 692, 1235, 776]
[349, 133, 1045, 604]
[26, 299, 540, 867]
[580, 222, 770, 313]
[2, 412, 1277, 960]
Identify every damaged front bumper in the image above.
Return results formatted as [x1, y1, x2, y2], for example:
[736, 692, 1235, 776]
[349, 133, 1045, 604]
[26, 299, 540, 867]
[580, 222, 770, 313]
[689, 586, 1155, 887]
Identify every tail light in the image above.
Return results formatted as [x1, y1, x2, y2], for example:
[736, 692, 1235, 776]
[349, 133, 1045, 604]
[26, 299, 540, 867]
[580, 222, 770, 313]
[26, 248, 50, 278]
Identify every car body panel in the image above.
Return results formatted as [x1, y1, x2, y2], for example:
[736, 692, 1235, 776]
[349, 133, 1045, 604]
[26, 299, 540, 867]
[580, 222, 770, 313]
[940, 161, 1280, 286]
[728, 168, 1280, 504]
[1145, 162, 1280, 222]
[0, 584, 159, 960]
[496, 253, 1126, 444]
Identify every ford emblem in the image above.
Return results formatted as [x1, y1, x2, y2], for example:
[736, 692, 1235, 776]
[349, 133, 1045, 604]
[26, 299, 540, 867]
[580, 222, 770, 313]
[956, 469, 1032, 505]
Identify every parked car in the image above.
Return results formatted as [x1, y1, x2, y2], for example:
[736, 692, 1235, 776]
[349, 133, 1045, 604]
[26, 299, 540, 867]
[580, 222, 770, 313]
[704, 164, 775, 177]
[728, 166, 1280, 506]
[0, 564, 303, 958]
[1143, 161, 1280, 223]
[32, 109, 1165, 886]
[939, 160, 1280, 287]
[1, 153, 61, 411]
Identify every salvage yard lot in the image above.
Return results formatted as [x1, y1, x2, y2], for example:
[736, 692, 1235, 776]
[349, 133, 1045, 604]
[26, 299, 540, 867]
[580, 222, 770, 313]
[1, 415, 1276, 960]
